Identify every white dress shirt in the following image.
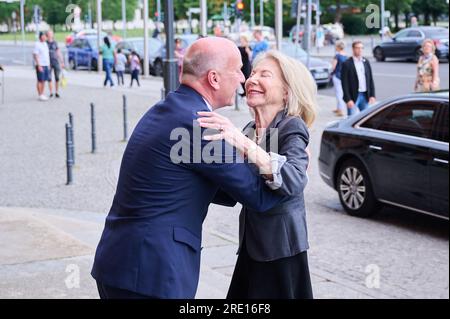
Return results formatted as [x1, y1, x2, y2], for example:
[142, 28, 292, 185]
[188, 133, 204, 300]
[353, 56, 367, 92]
[202, 97, 213, 111]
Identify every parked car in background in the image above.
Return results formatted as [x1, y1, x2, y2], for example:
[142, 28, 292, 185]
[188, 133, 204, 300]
[65, 29, 122, 46]
[289, 23, 344, 45]
[115, 37, 164, 75]
[323, 23, 345, 41]
[281, 41, 332, 88]
[228, 26, 275, 43]
[173, 34, 200, 49]
[67, 36, 99, 70]
[289, 25, 306, 43]
[319, 91, 449, 219]
[373, 26, 449, 62]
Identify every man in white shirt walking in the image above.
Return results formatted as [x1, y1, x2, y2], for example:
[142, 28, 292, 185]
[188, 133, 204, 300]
[33, 32, 50, 101]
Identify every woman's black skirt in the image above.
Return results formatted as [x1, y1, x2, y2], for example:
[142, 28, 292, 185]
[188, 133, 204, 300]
[227, 243, 313, 299]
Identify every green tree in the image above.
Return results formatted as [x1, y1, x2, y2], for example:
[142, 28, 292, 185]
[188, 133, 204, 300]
[386, 0, 413, 31]
[412, 0, 448, 25]
[101, 0, 138, 22]
[0, 2, 20, 29]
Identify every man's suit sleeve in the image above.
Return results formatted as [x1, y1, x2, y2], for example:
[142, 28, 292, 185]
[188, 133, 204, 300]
[188, 138, 285, 213]
[341, 61, 351, 103]
[367, 61, 376, 98]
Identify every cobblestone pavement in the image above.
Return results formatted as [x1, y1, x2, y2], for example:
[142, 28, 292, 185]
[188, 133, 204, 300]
[0, 66, 448, 299]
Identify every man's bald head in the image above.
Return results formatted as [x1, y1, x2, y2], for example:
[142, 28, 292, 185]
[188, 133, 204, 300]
[182, 37, 240, 80]
[180, 36, 245, 109]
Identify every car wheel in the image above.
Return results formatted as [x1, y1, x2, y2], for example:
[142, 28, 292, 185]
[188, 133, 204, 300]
[153, 59, 164, 77]
[373, 47, 385, 62]
[69, 59, 77, 70]
[91, 59, 98, 71]
[414, 48, 422, 62]
[337, 159, 379, 218]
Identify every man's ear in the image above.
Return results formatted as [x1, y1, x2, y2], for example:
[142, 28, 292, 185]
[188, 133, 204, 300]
[207, 70, 220, 90]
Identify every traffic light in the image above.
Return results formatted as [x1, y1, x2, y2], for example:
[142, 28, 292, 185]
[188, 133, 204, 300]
[236, 0, 244, 18]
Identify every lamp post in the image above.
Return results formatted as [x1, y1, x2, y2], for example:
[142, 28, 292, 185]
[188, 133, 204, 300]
[20, 0, 26, 64]
[163, 0, 178, 95]
[306, 0, 312, 69]
[121, 0, 126, 38]
[143, 0, 149, 77]
[259, 0, 264, 26]
[381, 0, 385, 42]
[275, 0, 282, 50]
[250, 0, 255, 29]
[200, 0, 208, 37]
[96, 0, 102, 74]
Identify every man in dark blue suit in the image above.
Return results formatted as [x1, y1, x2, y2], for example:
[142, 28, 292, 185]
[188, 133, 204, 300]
[91, 37, 285, 299]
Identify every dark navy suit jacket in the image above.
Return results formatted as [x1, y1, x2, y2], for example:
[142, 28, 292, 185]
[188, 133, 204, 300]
[91, 84, 284, 298]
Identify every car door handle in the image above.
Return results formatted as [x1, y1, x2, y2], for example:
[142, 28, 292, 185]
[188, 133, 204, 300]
[433, 158, 449, 164]
[369, 145, 382, 151]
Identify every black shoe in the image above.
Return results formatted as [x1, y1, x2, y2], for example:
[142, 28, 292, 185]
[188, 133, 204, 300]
[49, 94, 54, 98]
[55, 93, 60, 98]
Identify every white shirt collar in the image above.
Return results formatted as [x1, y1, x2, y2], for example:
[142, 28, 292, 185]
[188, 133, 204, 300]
[202, 97, 213, 111]
[353, 56, 364, 63]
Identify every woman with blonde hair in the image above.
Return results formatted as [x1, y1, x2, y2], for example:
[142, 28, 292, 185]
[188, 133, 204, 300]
[198, 50, 317, 299]
[331, 40, 347, 116]
[415, 39, 440, 92]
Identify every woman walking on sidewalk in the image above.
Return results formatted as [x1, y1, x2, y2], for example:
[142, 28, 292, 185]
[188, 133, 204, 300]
[415, 39, 440, 93]
[100, 37, 116, 87]
[331, 41, 347, 117]
[129, 51, 141, 88]
[115, 48, 127, 86]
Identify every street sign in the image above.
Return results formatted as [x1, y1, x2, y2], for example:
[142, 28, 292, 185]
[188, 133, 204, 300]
[33, 5, 41, 24]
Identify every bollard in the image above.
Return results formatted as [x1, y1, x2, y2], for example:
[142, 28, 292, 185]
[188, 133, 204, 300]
[90, 103, 97, 153]
[68, 113, 75, 165]
[65, 123, 74, 185]
[161, 88, 166, 101]
[122, 95, 128, 142]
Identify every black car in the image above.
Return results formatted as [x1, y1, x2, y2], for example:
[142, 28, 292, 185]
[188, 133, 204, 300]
[373, 27, 449, 62]
[319, 91, 449, 220]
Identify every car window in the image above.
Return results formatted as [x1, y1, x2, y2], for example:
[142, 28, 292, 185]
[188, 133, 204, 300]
[124, 42, 132, 51]
[395, 30, 409, 39]
[434, 103, 449, 143]
[407, 30, 422, 38]
[72, 39, 82, 48]
[424, 29, 449, 40]
[281, 42, 307, 58]
[116, 42, 124, 50]
[377, 102, 438, 139]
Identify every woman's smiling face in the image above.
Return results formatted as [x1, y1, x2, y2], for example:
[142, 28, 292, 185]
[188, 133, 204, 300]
[245, 58, 287, 110]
